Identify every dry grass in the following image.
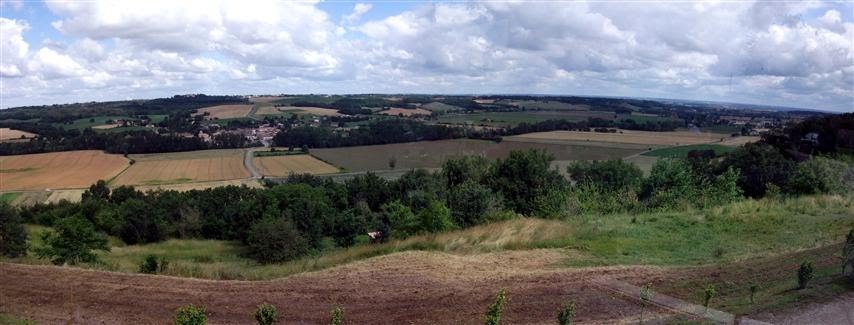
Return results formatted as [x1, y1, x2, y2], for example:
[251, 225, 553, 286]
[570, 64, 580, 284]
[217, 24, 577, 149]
[378, 108, 432, 116]
[132, 179, 262, 192]
[249, 96, 287, 104]
[719, 136, 760, 147]
[254, 105, 287, 116]
[252, 154, 339, 176]
[195, 104, 253, 119]
[112, 149, 248, 186]
[91, 124, 120, 129]
[510, 130, 729, 146]
[0, 128, 37, 141]
[0, 150, 128, 191]
[278, 106, 344, 116]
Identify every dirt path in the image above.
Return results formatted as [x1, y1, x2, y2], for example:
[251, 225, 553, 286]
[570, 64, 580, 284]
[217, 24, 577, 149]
[244, 148, 261, 179]
[0, 250, 673, 324]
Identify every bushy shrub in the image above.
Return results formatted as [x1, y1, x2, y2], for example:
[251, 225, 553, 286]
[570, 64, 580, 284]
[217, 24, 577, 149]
[701, 167, 743, 207]
[254, 303, 276, 325]
[788, 157, 848, 195]
[703, 285, 716, 310]
[490, 149, 566, 215]
[139, 255, 169, 274]
[798, 261, 814, 289]
[34, 215, 109, 265]
[175, 304, 207, 325]
[448, 181, 502, 228]
[484, 288, 507, 325]
[381, 201, 418, 239]
[567, 183, 638, 215]
[567, 159, 643, 192]
[642, 159, 698, 209]
[718, 143, 795, 198]
[557, 301, 576, 325]
[0, 202, 27, 258]
[330, 304, 344, 325]
[417, 200, 455, 233]
[244, 217, 309, 264]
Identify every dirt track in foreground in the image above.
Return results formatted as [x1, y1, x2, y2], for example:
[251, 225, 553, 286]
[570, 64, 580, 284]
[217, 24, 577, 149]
[0, 250, 672, 324]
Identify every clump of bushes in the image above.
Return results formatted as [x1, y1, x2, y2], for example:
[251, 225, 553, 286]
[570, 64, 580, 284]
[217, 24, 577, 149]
[330, 304, 344, 325]
[175, 304, 207, 325]
[798, 261, 814, 289]
[0, 202, 27, 258]
[557, 301, 576, 325]
[484, 288, 507, 325]
[34, 215, 109, 265]
[139, 255, 169, 274]
[254, 303, 276, 325]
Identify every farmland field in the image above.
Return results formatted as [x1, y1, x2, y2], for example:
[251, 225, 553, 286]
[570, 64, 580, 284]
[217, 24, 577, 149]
[312, 139, 643, 172]
[422, 102, 462, 112]
[195, 105, 254, 119]
[111, 149, 248, 186]
[252, 154, 339, 176]
[508, 130, 729, 146]
[643, 144, 736, 158]
[278, 106, 345, 116]
[132, 179, 262, 192]
[378, 108, 432, 116]
[508, 100, 591, 110]
[0, 150, 129, 191]
[255, 105, 294, 116]
[249, 96, 289, 104]
[0, 128, 36, 141]
[438, 111, 618, 126]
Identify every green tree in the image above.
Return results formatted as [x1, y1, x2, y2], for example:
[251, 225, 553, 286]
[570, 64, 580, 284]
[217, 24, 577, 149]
[718, 143, 795, 198]
[788, 157, 848, 195]
[490, 149, 565, 215]
[442, 155, 491, 187]
[702, 167, 743, 207]
[641, 159, 698, 209]
[417, 200, 455, 233]
[484, 288, 507, 325]
[0, 202, 27, 258]
[34, 215, 109, 265]
[703, 285, 716, 311]
[567, 159, 643, 192]
[175, 304, 207, 325]
[447, 180, 502, 228]
[82, 180, 110, 201]
[557, 301, 576, 325]
[381, 201, 418, 238]
[255, 303, 277, 325]
[244, 217, 309, 264]
[798, 261, 814, 289]
[330, 304, 344, 325]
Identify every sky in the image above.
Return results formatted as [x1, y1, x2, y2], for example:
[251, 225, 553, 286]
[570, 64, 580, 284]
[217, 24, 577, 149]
[0, 0, 852, 112]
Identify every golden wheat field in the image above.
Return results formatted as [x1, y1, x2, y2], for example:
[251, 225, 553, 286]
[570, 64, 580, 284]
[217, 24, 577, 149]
[0, 150, 129, 191]
[252, 154, 339, 176]
[195, 104, 253, 119]
[0, 128, 37, 141]
[112, 149, 249, 186]
[508, 130, 729, 146]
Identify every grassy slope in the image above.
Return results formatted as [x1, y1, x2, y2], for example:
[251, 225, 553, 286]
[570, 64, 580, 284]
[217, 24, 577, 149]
[11, 195, 853, 284]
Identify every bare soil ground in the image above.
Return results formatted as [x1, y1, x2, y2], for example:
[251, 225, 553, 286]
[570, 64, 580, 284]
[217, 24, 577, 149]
[0, 150, 129, 191]
[509, 130, 729, 146]
[195, 105, 253, 119]
[312, 139, 642, 172]
[0, 250, 673, 324]
[0, 128, 37, 141]
[252, 155, 339, 176]
[720, 136, 761, 147]
[112, 149, 248, 186]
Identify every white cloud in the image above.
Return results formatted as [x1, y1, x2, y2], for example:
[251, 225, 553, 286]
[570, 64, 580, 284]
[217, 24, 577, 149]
[0, 0, 851, 111]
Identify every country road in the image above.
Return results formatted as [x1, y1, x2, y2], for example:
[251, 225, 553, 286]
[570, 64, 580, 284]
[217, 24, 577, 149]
[244, 148, 261, 178]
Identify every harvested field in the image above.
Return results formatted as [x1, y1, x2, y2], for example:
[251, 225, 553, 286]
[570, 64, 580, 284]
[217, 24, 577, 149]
[112, 149, 248, 186]
[249, 96, 287, 104]
[254, 105, 290, 116]
[0, 251, 673, 324]
[720, 135, 760, 147]
[252, 154, 339, 176]
[0, 150, 129, 191]
[91, 124, 120, 129]
[0, 128, 36, 141]
[509, 130, 729, 146]
[6, 189, 87, 206]
[278, 106, 344, 116]
[378, 108, 432, 116]
[421, 102, 462, 112]
[312, 139, 642, 172]
[195, 105, 253, 119]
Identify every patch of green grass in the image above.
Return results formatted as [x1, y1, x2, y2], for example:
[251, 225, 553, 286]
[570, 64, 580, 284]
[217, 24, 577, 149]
[643, 144, 736, 158]
[141, 178, 193, 185]
[253, 151, 306, 157]
[0, 192, 22, 204]
[0, 313, 38, 325]
[559, 195, 854, 266]
[56, 115, 134, 130]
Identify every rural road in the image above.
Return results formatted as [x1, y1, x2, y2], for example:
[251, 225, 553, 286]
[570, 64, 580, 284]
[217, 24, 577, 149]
[244, 148, 261, 178]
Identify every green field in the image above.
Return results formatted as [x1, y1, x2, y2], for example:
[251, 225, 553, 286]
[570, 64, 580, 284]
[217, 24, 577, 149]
[437, 111, 676, 127]
[643, 144, 736, 158]
[0, 192, 21, 204]
[58, 114, 166, 131]
[422, 102, 463, 112]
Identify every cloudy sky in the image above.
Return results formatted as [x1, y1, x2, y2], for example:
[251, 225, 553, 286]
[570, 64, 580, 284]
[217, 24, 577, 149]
[1, 0, 852, 112]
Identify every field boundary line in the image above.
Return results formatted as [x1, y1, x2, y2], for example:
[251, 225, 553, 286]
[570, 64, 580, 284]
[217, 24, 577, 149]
[589, 277, 773, 325]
